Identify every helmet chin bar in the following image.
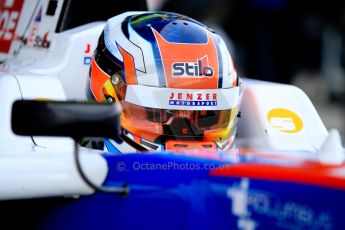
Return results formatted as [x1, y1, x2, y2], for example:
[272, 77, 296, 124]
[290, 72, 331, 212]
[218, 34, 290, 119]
[120, 121, 208, 152]
[120, 118, 208, 152]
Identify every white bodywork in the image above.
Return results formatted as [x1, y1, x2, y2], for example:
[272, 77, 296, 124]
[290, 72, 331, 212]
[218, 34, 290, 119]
[0, 5, 343, 200]
[0, 0, 108, 200]
[237, 79, 328, 151]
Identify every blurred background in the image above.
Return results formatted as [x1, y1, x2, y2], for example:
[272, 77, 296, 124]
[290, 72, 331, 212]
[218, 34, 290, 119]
[147, 0, 345, 141]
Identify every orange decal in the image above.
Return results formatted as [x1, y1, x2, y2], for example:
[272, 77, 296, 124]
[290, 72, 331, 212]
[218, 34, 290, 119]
[118, 45, 137, 85]
[90, 57, 109, 102]
[152, 28, 218, 89]
[268, 108, 303, 133]
[166, 140, 216, 151]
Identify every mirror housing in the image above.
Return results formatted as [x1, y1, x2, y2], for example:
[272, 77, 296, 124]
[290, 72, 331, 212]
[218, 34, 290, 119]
[11, 100, 121, 140]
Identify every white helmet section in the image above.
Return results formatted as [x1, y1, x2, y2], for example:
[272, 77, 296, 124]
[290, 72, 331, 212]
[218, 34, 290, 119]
[218, 42, 237, 88]
[104, 11, 160, 86]
[125, 85, 240, 110]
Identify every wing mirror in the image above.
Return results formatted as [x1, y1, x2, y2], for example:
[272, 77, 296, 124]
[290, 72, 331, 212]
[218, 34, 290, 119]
[11, 100, 128, 195]
[11, 100, 121, 140]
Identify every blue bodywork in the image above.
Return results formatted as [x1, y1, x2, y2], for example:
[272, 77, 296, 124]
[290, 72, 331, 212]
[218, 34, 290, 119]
[32, 152, 344, 230]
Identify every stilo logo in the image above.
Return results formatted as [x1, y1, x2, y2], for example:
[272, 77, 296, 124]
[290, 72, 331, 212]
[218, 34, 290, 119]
[172, 55, 214, 78]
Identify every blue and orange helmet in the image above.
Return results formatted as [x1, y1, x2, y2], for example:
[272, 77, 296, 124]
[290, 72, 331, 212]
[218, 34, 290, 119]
[89, 11, 241, 152]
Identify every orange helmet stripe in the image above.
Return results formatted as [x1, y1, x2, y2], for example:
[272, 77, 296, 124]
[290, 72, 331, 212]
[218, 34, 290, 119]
[118, 45, 137, 85]
[90, 57, 109, 102]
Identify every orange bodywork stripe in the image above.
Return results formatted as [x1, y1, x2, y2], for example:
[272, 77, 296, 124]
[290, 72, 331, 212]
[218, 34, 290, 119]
[211, 162, 345, 190]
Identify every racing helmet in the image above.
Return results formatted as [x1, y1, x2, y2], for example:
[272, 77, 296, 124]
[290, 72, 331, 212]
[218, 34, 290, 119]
[88, 11, 241, 152]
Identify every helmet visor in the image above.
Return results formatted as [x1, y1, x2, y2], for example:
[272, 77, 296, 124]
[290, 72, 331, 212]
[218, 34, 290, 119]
[120, 100, 234, 142]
